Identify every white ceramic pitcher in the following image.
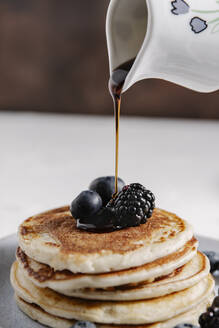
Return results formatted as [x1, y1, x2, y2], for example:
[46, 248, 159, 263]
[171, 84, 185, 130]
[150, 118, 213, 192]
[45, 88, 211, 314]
[106, 0, 219, 93]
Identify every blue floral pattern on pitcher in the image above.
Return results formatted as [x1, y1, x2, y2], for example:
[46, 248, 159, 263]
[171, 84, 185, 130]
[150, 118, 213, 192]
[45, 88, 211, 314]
[171, 0, 219, 34]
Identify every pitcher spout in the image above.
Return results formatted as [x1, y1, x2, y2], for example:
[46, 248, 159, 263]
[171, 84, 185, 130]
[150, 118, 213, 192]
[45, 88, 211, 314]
[106, 0, 219, 93]
[106, 0, 164, 93]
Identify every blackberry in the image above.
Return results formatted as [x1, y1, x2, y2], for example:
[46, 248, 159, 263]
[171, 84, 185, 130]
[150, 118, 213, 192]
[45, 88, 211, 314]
[204, 251, 219, 274]
[199, 293, 219, 328]
[110, 183, 155, 228]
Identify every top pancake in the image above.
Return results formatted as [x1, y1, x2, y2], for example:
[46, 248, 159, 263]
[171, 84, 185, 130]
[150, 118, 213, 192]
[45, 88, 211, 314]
[18, 207, 193, 273]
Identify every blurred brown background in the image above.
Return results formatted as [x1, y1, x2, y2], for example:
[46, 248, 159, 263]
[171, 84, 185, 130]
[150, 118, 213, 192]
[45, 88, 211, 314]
[0, 0, 219, 118]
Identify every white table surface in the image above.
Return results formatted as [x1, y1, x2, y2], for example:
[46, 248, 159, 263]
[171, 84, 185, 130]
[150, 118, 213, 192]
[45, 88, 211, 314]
[0, 112, 218, 240]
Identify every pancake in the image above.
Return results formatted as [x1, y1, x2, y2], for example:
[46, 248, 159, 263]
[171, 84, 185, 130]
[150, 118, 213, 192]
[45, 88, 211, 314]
[15, 294, 214, 328]
[15, 295, 214, 328]
[18, 207, 194, 273]
[36, 252, 209, 300]
[16, 237, 198, 290]
[10, 261, 215, 325]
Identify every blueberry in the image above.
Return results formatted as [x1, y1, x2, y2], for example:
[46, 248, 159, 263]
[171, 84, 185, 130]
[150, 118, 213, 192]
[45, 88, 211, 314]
[212, 294, 219, 308]
[173, 324, 198, 328]
[72, 321, 96, 328]
[70, 190, 102, 220]
[89, 176, 125, 206]
[204, 251, 219, 274]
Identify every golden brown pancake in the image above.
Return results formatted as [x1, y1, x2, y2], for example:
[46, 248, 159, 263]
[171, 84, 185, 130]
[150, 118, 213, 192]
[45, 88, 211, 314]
[18, 207, 194, 273]
[10, 261, 215, 325]
[15, 294, 214, 328]
[17, 250, 209, 300]
[16, 237, 198, 290]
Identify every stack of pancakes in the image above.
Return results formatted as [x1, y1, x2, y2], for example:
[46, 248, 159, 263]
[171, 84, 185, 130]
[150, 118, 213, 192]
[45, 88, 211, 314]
[11, 207, 215, 328]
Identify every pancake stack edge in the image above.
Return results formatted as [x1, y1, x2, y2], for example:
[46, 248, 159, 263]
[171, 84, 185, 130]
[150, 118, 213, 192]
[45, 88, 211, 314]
[10, 207, 215, 328]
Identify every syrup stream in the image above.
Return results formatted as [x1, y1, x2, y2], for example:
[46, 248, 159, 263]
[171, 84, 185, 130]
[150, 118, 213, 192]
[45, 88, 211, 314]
[113, 94, 121, 196]
[109, 59, 135, 196]
[76, 59, 135, 233]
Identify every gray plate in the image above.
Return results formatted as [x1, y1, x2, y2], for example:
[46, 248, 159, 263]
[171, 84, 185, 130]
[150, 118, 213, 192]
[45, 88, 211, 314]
[0, 234, 218, 328]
